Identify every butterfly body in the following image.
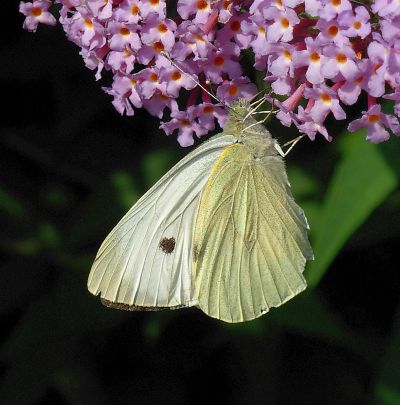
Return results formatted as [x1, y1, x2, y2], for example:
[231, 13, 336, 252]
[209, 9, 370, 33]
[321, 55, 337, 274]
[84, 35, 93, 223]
[88, 99, 313, 322]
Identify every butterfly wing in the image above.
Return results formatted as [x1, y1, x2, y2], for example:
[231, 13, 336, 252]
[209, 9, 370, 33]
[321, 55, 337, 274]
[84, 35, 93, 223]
[88, 133, 236, 310]
[193, 144, 313, 322]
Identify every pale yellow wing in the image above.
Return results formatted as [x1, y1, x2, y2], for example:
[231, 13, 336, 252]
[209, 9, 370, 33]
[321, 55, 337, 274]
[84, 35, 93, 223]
[193, 144, 313, 323]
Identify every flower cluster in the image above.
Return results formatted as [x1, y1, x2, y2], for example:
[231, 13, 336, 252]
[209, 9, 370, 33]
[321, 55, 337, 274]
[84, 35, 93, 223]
[20, 0, 400, 146]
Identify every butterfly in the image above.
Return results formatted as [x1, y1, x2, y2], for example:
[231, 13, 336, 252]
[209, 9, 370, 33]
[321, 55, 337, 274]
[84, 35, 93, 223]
[87, 98, 313, 323]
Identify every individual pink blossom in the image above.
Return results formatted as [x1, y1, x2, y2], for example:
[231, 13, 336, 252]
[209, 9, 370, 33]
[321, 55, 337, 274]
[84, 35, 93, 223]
[320, 0, 352, 20]
[293, 37, 327, 85]
[216, 78, 258, 104]
[113, 0, 142, 24]
[161, 109, 207, 146]
[322, 44, 359, 81]
[264, 7, 299, 43]
[202, 43, 242, 84]
[348, 104, 400, 143]
[160, 66, 197, 97]
[305, 85, 346, 123]
[87, 0, 113, 21]
[141, 15, 176, 52]
[108, 22, 141, 52]
[140, 0, 166, 19]
[177, 0, 212, 24]
[104, 73, 143, 116]
[338, 6, 371, 39]
[19, 0, 56, 32]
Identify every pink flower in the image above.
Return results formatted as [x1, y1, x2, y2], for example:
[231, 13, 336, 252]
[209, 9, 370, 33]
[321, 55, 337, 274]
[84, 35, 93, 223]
[87, 0, 113, 21]
[160, 66, 197, 97]
[19, 0, 400, 146]
[216, 78, 258, 104]
[19, 0, 56, 32]
[264, 7, 299, 43]
[108, 22, 141, 51]
[348, 104, 400, 143]
[305, 84, 346, 123]
[293, 37, 327, 85]
[141, 15, 176, 52]
[177, 0, 212, 24]
[113, 0, 142, 24]
[104, 73, 143, 116]
[161, 109, 207, 146]
[322, 44, 359, 81]
[202, 43, 242, 84]
[338, 6, 371, 39]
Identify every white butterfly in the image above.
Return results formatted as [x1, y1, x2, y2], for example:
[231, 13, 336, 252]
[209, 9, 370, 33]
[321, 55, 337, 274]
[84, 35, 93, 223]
[87, 99, 313, 323]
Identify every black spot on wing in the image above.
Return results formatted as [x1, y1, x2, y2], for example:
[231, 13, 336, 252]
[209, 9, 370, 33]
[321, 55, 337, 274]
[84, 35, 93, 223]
[159, 237, 176, 254]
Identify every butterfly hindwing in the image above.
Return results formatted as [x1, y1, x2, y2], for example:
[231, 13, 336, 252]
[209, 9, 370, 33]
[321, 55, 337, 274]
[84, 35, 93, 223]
[193, 143, 313, 322]
[87, 134, 236, 309]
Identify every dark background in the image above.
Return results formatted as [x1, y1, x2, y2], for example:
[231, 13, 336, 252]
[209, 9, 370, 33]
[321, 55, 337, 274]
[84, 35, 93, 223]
[1, 3, 400, 404]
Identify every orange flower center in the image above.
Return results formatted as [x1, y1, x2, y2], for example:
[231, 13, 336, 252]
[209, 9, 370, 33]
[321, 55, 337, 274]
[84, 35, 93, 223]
[180, 119, 190, 125]
[353, 20, 361, 30]
[223, 1, 231, 9]
[310, 52, 320, 62]
[355, 76, 363, 84]
[158, 23, 168, 33]
[258, 27, 266, 34]
[281, 18, 289, 29]
[283, 49, 291, 60]
[150, 72, 159, 82]
[331, 0, 341, 6]
[228, 85, 238, 96]
[196, 0, 208, 10]
[327, 25, 339, 36]
[153, 41, 164, 52]
[119, 27, 130, 36]
[171, 71, 181, 81]
[85, 18, 93, 29]
[336, 53, 347, 64]
[203, 106, 215, 113]
[130, 79, 137, 86]
[131, 5, 139, 15]
[320, 93, 332, 104]
[149, 0, 159, 5]
[31, 7, 42, 17]
[214, 56, 225, 66]
[194, 34, 205, 42]
[368, 114, 380, 123]
[276, 0, 283, 8]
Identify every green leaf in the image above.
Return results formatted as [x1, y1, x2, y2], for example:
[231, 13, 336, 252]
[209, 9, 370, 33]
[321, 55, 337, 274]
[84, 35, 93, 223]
[111, 170, 141, 210]
[0, 183, 25, 218]
[372, 307, 400, 405]
[141, 148, 178, 188]
[306, 130, 398, 288]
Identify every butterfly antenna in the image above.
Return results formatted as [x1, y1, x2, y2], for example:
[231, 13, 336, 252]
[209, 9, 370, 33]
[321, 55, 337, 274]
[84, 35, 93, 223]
[160, 51, 226, 107]
[241, 111, 277, 132]
[243, 97, 267, 122]
[249, 89, 267, 106]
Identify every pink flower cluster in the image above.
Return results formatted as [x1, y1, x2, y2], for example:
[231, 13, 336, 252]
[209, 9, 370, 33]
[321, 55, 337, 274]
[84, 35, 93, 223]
[20, 0, 400, 146]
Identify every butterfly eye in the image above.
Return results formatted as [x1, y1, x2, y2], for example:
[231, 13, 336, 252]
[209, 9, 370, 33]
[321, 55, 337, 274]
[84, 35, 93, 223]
[159, 237, 176, 254]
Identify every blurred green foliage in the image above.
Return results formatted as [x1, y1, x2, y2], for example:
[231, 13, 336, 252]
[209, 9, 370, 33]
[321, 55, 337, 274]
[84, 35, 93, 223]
[2, 5, 400, 404]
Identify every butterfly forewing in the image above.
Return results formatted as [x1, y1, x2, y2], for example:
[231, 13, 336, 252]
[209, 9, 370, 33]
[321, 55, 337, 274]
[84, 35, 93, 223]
[88, 133, 236, 309]
[193, 143, 312, 323]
